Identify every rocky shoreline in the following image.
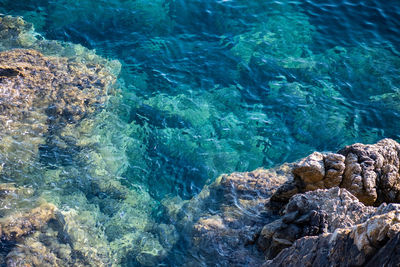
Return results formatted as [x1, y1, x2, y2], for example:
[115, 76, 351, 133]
[173, 138, 400, 266]
[2, 138, 400, 266]
[1, 14, 400, 266]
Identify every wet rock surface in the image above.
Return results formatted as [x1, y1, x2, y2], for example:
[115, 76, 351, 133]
[2, 13, 400, 267]
[176, 139, 400, 266]
[258, 188, 375, 258]
[0, 48, 115, 180]
[163, 165, 292, 266]
[0, 15, 178, 267]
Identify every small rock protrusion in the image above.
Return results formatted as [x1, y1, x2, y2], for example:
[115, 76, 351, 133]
[293, 152, 325, 184]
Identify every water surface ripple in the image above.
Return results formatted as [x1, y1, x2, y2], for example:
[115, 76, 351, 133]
[0, 0, 400, 265]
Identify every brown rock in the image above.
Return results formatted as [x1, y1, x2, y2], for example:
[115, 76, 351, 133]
[293, 152, 325, 184]
[0, 15, 35, 49]
[323, 153, 346, 188]
[164, 139, 400, 266]
[0, 48, 117, 181]
[0, 49, 113, 125]
[0, 203, 56, 241]
[339, 138, 400, 205]
[272, 139, 400, 206]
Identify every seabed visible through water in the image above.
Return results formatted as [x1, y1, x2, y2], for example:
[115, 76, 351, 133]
[0, 0, 399, 266]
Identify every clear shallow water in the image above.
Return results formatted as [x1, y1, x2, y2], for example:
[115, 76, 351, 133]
[1, 0, 400, 266]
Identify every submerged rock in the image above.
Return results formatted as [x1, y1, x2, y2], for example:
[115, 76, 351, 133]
[0, 15, 174, 267]
[0, 48, 115, 175]
[0, 48, 113, 123]
[0, 183, 61, 266]
[0, 19, 120, 182]
[0, 202, 56, 241]
[163, 165, 292, 266]
[1, 13, 400, 267]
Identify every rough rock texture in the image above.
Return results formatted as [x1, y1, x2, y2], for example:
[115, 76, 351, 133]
[0, 15, 121, 182]
[175, 139, 400, 266]
[0, 48, 116, 179]
[0, 15, 178, 267]
[258, 188, 375, 258]
[265, 210, 400, 266]
[0, 183, 61, 265]
[163, 165, 292, 266]
[1, 23, 400, 266]
[272, 138, 400, 206]
[6, 230, 78, 267]
[0, 48, 113, 124]
[0, 15, 36, 50]
[0, 202, 56, 241]
[0, 183, 34, 217]
[4, 213, 109, 267]
[339, 138, 400, 205]
[0, 183, 112, 266]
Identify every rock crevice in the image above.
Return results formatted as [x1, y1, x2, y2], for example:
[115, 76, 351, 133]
[175, 139, 400, 266]
[271, 138, 400, 207]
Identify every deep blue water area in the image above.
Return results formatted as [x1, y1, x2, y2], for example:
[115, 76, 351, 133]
[1, 0, 400, 265]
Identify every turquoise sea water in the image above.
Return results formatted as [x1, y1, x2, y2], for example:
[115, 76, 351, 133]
[1, 0, 400, 266]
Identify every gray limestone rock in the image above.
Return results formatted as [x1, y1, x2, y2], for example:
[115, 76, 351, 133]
[264, 210, 400, 267]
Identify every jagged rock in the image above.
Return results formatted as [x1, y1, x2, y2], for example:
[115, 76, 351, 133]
[339, 138, 400, 205]
[264, 210, 400, 266]
[165, 165, 292, 266]
[271, 152, 345, 206]
[293, 152, 325, 185]
[258, 188, 375, 258]
[262, 140, 400, 265]
[272, 139, 400, 206]
[269, 180, 299, 204]
[323, 153, 346, 188]
[284, 187, 374, 232]
[178, 139, 400, 266]
[292, 151, 346, 191]
[365, 232, 400, 267]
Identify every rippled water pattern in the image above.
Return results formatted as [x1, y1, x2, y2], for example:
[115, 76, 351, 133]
[1, 0, 400, 266]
